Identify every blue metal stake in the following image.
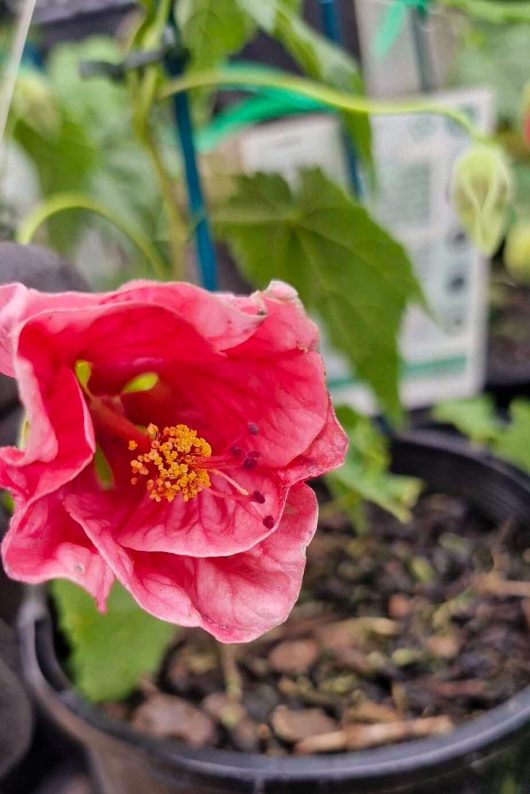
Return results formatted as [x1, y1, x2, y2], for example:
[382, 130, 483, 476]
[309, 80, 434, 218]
[165, 16, 218, 291]
[410, 8, 435, 93]
[316, 0, 362, 196]
[317, 0, 342, 42]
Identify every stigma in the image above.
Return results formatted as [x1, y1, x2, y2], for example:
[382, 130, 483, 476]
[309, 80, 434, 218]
[129, 424, 212, 503]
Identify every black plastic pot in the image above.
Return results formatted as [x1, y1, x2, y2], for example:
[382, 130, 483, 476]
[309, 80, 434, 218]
[18, 433, 530, 794]
[485, 364, 530, 410]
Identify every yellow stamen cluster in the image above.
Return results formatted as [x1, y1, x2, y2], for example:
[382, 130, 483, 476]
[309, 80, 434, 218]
[129, 423, 212, 503]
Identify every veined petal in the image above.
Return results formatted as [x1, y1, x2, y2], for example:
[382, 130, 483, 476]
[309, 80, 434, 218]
[107, 280, 266, 351]
[65, 483, 318, 642]
[0, 365, 95, 504]
[2, 493, 114, 610]
[283, 400, 348, 485]
[102, 467, 287, 557]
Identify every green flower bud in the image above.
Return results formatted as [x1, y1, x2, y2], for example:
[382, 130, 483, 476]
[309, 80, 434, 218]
[450, 144, 513, 256]
[505, 220, 530, 283]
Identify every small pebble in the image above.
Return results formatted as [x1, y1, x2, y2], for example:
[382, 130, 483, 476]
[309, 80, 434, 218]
[132, 694, 215, 747]
[271, 706, 338, 744]
[269, 639, 319, 674]
[388, 594, 412, 619]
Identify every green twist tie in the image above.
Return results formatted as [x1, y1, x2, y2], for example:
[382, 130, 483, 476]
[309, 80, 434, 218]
[373, 0, 431, 59]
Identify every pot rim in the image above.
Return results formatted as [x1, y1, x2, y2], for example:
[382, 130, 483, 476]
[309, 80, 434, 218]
[18, 431, 530, 786]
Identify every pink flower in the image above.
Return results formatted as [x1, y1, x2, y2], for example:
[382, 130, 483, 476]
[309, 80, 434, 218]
[0, 279, 346, 642]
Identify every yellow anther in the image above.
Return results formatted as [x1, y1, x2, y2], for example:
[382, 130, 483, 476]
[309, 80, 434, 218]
[128, 423, 212, 503]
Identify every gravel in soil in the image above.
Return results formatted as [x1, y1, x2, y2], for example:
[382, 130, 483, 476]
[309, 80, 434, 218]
[108, 493, 530, 756]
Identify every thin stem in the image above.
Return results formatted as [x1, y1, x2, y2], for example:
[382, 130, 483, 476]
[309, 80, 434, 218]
[0, 0, 37, 144]
[159, 69, 486, 142]
[143, 128, 187, 279]
[438, 0, 530, 24]
[130, 0, 187, 279]
[16, 193, 167, 280]
[152, 0, 173, 40]
[219, 644, 243, 702]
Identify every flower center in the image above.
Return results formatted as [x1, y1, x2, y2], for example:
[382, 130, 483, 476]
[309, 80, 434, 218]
[127, 421, 272, 525]
[129, 423, 213, 503]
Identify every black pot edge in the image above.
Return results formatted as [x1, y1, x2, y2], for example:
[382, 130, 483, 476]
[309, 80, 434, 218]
[391, 429, 530, 490]
[17, 431, 530, 788]
[485, 366, 530, 394]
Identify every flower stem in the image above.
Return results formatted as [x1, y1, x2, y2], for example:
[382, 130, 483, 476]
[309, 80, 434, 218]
[128, 0, 188, 280]
[159, 68, 488, 143]
[142, 127, 188, 280]
[219, 644, 243, 701]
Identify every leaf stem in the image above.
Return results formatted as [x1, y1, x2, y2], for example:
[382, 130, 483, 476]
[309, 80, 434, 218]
[438, 0, 530, 23]
[142, 128, 187, 279]
[129, 0, 187, 279]
[159, 68, 487, 142]
[16, 193, 168, 280]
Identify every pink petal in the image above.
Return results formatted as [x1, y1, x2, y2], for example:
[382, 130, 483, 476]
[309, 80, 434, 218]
[184, 483, 318, 642]
[234, 280, 320, 356]
[0, 284, 26, 376]
[3, 282, 330, 473]
[169, 280, 325, 467]
[105, 467, 287, 557]
[0, 283, 100, 375]
[162, 349, 329, 470]
[284, 400, 348, 485]
[0, 364, 95, 503]
[18, 302, 217, 395]
[1, 493, 114, 609]
[106, 280, 265, 351]
[65, 483, 318, 642]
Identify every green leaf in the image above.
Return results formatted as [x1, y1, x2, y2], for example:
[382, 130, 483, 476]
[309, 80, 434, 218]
[12, 40, 163, 265]
[177, 0, 256, 70]
[326, 406, 423, 527]
[238, 0, 372, 171]
[433, 396, 530, 475]
[13, 111, 97, 251]
[51, 580, 176, 702]
[278, 0, 301, 9]
[215, 168, 424, 419]
[46, 38, 128, 137]
[494, 399, 530, 474]
[432, 396, 502, 445]
[433, 395, 530, 476]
